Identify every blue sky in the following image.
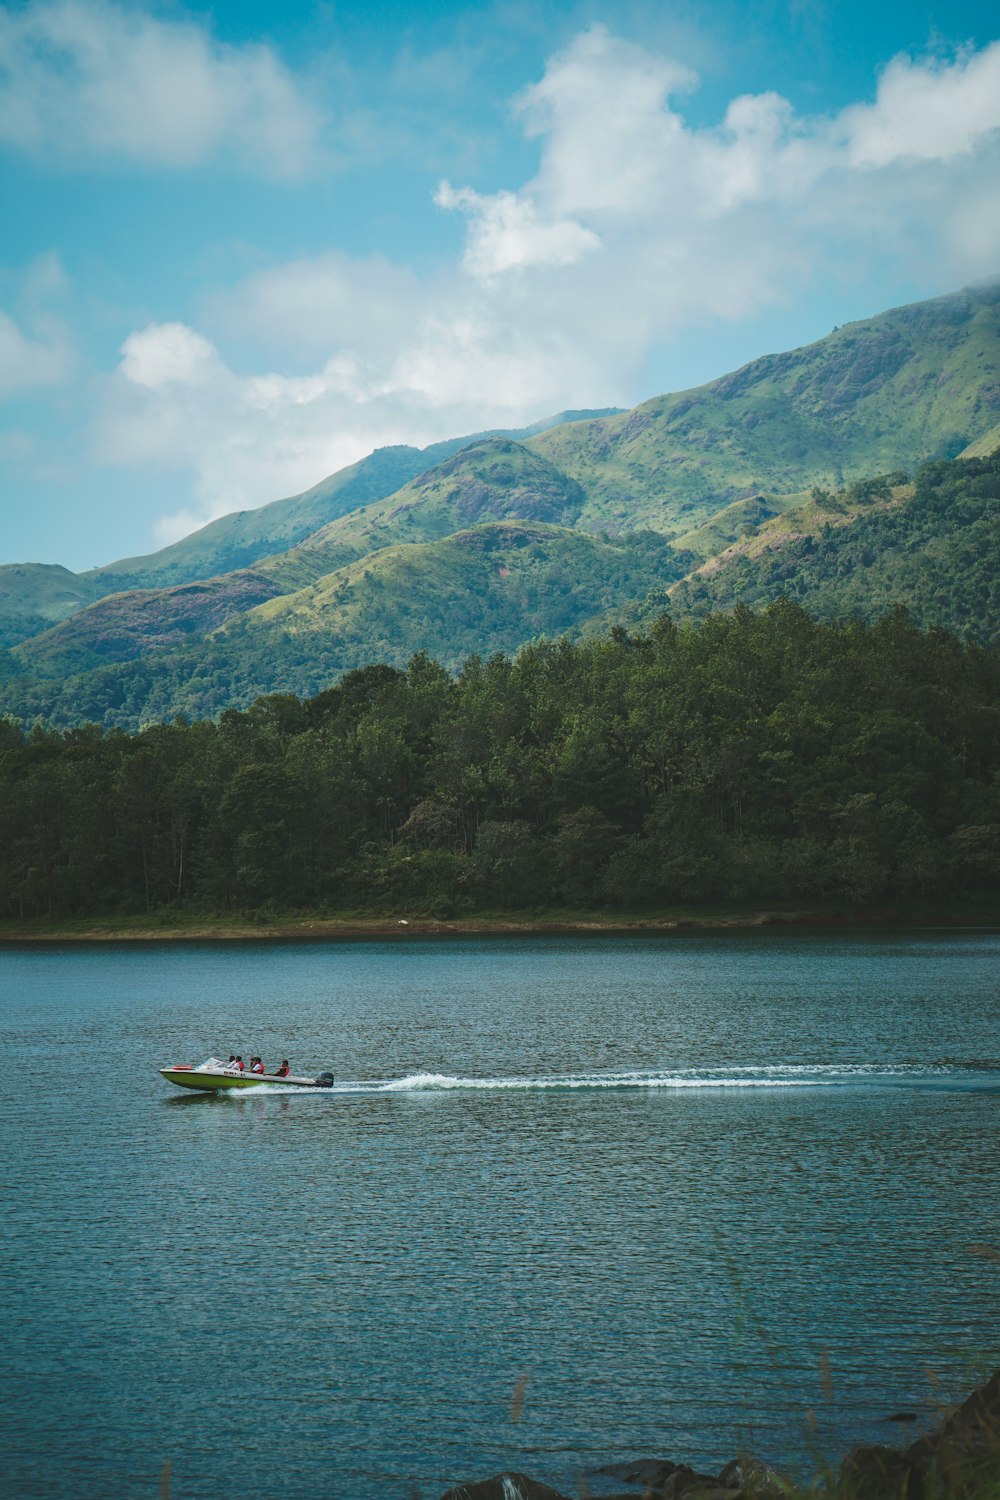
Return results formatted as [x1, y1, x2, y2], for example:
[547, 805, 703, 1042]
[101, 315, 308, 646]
[1, 0, 999, 570]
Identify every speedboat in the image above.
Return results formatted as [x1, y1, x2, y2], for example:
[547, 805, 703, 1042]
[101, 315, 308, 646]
[160, 1057, 335, 1092]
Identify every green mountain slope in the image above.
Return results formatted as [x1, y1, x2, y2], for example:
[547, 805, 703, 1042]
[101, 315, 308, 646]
[0, 564, 101, 650]
[665, 452, 1000, 641]
[671, 494, 792, 560]
[962, 420, 1000, 458]
[0, 523, 685, 726]
[81, 409, 621, 595]
[530, 279, 1000, 531]
[7, 436, 593, 679]
[10, 569, 285, 679]
[244, 518, 674, 648]
[3, 282, 1000, 729]
[256, 435, 591, 589]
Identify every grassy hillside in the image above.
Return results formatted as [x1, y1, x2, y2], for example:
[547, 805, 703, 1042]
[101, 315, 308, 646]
[255, 435, 591, 590]
[4, 450, 999, 727]
[962, 420, 1000, 458]
[0, 564, 100, 650]
[9, 569, 285, 679]
[81, 409, 621, 595]
[8, 437, 594, 679]
[0, 523, 686, 727]
[3, 283, 1000, 727]
[666, 452, 1000, 641]
[244, 518, 678, 649]
[531, 280, 1000, 531]
[671, 494, 794, 560]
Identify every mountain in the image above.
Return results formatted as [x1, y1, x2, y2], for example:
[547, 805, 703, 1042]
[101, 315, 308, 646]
[0, 564, 101, 652]
[79, 409, 623, 595]
[14, 443, 999, 729]
[3, 280, 1000, 728]
[7, 437, 596, 680]
[7, 570, 286, 680]
[663, 451, 1000, 641]
[40, 277, 997, 678]
[530, 278, 1000, 530]
[1, 524, 686, 725]
[256, 434, 591, 585]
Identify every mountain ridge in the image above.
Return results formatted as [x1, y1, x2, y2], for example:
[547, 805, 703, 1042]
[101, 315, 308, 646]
[80, 409, 624, 593]
[3, 280, 1000, 728]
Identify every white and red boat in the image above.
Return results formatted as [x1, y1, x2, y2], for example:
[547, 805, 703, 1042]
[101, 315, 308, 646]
[160, 1057, 335, 1092]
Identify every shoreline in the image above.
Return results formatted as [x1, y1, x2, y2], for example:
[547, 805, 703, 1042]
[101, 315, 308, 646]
[1, 901, 997, 943]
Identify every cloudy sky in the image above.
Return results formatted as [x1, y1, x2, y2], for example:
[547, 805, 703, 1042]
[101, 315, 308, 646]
[2, 0, 999, 570]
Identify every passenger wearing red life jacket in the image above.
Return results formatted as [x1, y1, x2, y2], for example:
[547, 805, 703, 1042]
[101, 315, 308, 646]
[233, 1055, 245, 1071]
[250, 1057, 265, 1074]
[275, 1060, 290, 1077]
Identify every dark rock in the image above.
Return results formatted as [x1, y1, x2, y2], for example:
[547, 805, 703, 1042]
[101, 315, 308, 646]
[904, 1368, 1000, 1495]
[444, 1368, 1000, 1500]
[596, 1458, 682, 1486]
[838, 1443, 923, 1499]
[592, 1459, 726, 1496]
[439, 1474, 571, 1500]
[717, 1454, 791, 1495]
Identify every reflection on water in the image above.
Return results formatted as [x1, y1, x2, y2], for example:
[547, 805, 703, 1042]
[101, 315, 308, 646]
[1, 932, 1000, 1499]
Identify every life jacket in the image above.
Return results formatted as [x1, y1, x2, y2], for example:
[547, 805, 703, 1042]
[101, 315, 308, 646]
[235, 1059, 245, 1070]
[251, 1061, 264, 1073]
[276, 1065, 289, 1076]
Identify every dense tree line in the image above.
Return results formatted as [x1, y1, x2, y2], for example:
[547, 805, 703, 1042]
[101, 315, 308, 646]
[2, 600, 999, 920]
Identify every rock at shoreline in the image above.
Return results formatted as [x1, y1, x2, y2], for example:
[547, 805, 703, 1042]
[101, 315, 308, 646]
[595, 1457, 736, 1496]
[440, 1367, 1000, 1500]
[839, 1444, 922, 1499]
[439, 1474, 572, 1500]
[840, 1367, 1000, 1498]
[717, 1455, 790, 1496]
[905, 1368, 1000, 1481]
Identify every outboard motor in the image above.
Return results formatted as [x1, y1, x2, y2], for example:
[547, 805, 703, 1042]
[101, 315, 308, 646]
[314, 1071, 335, 1089]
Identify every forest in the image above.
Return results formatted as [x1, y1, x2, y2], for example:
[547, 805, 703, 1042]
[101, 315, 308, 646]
[2, 599, 999, 921]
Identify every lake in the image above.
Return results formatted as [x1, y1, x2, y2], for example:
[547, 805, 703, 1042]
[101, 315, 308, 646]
[2, 931, 999, 1498]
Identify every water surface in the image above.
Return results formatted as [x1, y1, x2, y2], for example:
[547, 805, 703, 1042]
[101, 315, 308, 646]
[2, 932, 999, 1498]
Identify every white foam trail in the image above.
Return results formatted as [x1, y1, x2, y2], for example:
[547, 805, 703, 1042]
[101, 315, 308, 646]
[325, 1062, 970, 1096]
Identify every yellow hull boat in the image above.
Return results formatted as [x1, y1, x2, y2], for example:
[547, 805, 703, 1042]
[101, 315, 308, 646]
[160, 1057, 335, 1092]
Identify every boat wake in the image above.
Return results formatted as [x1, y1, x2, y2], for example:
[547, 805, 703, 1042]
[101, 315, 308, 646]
[306, 1061, 1000, 1096]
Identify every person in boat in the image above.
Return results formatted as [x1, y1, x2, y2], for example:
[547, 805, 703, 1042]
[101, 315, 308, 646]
[274, 1060, 290, 1077]
[250, 1056, 265, 1074]
[233, 1055, 245, 1071]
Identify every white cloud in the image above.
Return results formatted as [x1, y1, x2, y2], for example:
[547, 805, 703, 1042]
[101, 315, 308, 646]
[101, 294, 594, 536]
[96, 25, 1000, 544]
[0, 252, 73, 398]
[840, 43, 1000, 168]
[0, 309, 68, 397]
[434, 183, 600, 276]
[518, 26, 698, 219]
[208, 252, 424, 359]
[439, 25, 1000, 271]
[119, 323, 223, 389]
[0, 0, 324, 176]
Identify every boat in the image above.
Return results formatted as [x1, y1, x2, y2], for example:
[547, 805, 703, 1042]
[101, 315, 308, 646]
[160, 1057, 335, 1092]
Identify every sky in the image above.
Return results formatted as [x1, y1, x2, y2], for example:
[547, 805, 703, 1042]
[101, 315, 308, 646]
[1, 0, 999, 571]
